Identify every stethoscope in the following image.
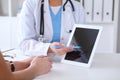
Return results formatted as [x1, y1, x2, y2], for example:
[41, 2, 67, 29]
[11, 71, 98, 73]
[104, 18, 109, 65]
[39, 0, 75, 42]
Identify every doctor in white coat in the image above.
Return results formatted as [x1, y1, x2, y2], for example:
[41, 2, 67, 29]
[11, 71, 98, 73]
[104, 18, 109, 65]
[18, 0, 85, 57]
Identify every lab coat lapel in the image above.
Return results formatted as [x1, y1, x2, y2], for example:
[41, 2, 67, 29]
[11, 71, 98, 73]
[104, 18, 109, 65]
[44, 0, 52, 30]
[35, 0, 41, 35]
[61, 0, 69, 43]
[61, 0, 75, 44]
[44, 0, 53, 41]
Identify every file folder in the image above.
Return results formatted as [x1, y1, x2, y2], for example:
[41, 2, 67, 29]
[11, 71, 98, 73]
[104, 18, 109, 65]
[93, 0, 103, 23]
[84, 0, 93, 22]
[103, 0, 113, 22]
[80, 0, 84, 6]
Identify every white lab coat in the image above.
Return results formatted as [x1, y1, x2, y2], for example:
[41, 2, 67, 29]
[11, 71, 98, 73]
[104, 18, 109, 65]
[18, 0, 85, 56]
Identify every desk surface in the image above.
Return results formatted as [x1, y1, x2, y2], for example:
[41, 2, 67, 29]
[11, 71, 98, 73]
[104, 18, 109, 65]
[34, 53, 120, 80]
[3, 50, 120, 80]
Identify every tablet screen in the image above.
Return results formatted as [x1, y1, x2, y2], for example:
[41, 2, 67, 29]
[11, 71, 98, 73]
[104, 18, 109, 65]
[65, 27, 99, 64]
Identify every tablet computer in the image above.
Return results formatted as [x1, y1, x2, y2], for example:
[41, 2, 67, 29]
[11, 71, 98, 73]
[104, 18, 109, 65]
[62, 24, 102, 67]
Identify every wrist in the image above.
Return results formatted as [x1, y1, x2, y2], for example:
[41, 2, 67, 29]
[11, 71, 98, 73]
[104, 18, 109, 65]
[13, 61, 29, 71]
[28, 64, 40, 77]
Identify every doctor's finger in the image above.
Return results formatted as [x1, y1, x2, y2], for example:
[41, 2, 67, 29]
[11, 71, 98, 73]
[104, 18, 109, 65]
[61, 48, 72, 53]
[55, 49, 68, 55]
[51, 42, 64, 46]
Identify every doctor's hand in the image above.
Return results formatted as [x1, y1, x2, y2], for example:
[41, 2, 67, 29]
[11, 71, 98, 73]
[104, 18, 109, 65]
[48, 42, 72, 55]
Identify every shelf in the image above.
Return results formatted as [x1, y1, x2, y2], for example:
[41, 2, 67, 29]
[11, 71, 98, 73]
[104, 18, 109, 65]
[0, 0, 9, 16]
[0, 0, 24, 17]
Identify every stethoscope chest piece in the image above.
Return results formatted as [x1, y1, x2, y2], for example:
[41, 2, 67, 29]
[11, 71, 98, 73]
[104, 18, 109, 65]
[38, 35, 45, 42]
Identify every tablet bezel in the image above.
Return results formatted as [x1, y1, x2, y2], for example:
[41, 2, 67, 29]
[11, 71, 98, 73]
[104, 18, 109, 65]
[62, 24, 102, 68]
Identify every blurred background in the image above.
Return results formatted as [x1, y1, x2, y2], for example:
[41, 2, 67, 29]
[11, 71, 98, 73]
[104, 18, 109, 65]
[0, 0, 120, 54]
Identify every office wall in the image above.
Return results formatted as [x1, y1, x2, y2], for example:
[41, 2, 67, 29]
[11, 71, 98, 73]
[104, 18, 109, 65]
[92, 23, 115, 53]
[0, 17, 11, 50]
[0, 17, 18, 51]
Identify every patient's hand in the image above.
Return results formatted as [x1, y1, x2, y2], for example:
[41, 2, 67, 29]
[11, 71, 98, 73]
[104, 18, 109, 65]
[30, 56, 52, 76]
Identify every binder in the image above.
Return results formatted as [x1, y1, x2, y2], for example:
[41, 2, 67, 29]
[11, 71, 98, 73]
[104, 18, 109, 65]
[0, 0, 2, 15]
[103, 0, 113, 22]
[93, 0, 103, 23]
[84, 0, 93, 22]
